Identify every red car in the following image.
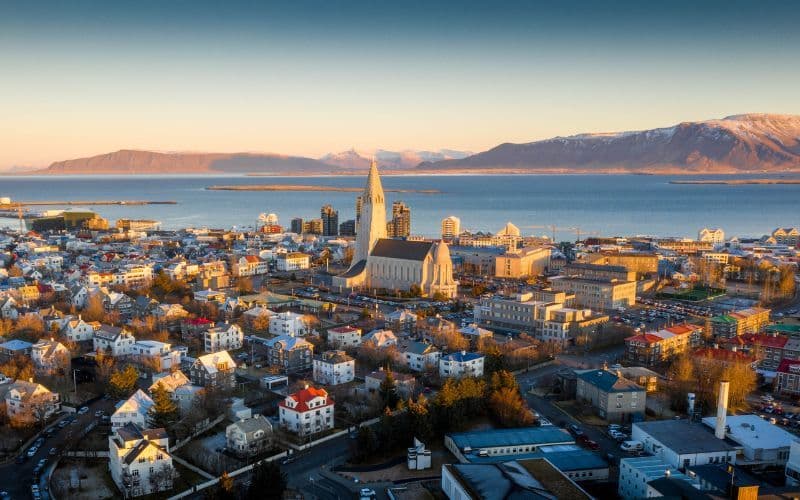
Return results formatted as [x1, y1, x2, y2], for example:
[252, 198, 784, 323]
[583, 439, 600, 451]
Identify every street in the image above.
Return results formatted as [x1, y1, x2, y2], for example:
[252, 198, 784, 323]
[0, 397, 115, 500]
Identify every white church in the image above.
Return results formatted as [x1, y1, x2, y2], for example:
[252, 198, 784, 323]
[332, 160, 457, 298]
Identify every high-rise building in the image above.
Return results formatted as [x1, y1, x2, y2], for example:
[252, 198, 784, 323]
[303, 218, 323, 235]
[355, 196, 363, 224]
[321, 205, 339, 236]
[441, 216, 461, 239]
[290, 218, 304, 234]
[387, 201, 411, 238]
[339, 219, 356, 236]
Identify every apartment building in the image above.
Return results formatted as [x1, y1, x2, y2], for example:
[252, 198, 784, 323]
[624, 324, 704, 366]
[549, 276, 636, 311]
[710, 307, 771, 339]
[312, 350, 355, 385]
[203, 323, 244, 353]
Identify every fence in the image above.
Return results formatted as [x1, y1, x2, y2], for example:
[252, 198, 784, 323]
[172, 415, 226, 452]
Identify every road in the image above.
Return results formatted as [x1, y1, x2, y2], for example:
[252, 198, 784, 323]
[0, 397, 116, 500]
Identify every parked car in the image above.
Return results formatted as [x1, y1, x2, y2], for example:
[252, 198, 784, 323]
[583, 439, 600, 451]
[26, 446, 38, 457]
[568, 424, 584, 437]
[620, 440, 644, 452]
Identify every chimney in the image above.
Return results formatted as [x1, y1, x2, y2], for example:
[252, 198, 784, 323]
[715, 380, 730, 439]
[687, 393, 696, 416]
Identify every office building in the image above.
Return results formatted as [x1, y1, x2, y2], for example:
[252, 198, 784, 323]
[387, 201, 411, 238]
[441, 216, 461, 239]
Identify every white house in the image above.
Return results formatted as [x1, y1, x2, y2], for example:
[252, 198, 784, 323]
[111, 389, 154, 431]
[62, 316, 99, 342]
[94, 325, 136, 357]
[327, 326, 362, 349]
[439, 352, 485, 379]
[203, 322, 244, 353]
[0, 297, 19, 320]
[132, 340, 181, 372]
[2, 380, 60, 426]
[109, 424, 174, 497]
[31, 338, 70, 375]
[225, 415, 273, 458]
[362, 329, 398, 349]
[269, 311, 312, 337]
[313, 350, 355, 385]
[279, 386, 335, 436]
[276, 252, 310, 271]
[403, 341, 441, 372]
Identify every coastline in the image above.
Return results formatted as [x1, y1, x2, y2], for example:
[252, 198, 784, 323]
[670, 179, 800, 185]
[206, 185, 440, 193]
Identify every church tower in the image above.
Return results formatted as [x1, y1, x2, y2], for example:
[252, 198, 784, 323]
[352, 158, 387, 266]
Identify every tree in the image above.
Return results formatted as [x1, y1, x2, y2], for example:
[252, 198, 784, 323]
[150, 384, 179, 428]
[351, 426, 379, 463]
[0, 355, 34, 381]
[378, 370, 399, 409]
[248, 460, 287, 500]
[83, 293, 107, 322]
[489, 387, 534, 428]
[108, 365, 139, 399]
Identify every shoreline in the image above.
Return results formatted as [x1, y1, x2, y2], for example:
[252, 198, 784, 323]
[206, 185, 440, 193]
[670, 179, 800, 185]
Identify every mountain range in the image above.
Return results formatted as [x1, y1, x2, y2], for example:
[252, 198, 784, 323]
[18, 113, 800, 175]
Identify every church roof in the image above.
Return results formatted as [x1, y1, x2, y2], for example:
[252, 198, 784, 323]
[371, 239, 433, 261]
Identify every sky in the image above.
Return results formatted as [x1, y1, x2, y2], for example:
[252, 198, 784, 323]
[1, 0, 799, 169]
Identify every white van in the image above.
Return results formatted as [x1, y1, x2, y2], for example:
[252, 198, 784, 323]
[620, 440, 643, 452]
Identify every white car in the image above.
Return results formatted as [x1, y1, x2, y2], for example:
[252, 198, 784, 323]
[360, 488, 376, 499]
[620, 440, 643, 452]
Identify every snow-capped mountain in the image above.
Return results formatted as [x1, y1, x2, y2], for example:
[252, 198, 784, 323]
[321, 148, 473, 170]
[418, 114, 800, 173]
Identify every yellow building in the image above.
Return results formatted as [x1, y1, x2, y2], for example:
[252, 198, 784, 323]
[495, 246, 551, 279]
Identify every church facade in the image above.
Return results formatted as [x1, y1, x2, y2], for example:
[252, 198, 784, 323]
[333, 160, 457, 298]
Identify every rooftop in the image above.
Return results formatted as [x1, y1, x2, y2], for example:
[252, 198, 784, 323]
[634, 420, 737, 454]
[371, 239, 433, 261]
[701, 414, 796, 451]
[448, 426, 574, 450]
[576, 369, 644, 393]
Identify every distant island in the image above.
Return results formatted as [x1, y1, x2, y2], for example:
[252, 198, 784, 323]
[206, 185, 441, 193]
[670, 179, 800, 185]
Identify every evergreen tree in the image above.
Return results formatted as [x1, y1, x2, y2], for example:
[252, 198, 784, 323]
[378, 370, 399, 409]
[149, 384, 179, 429]
[108, 365, 139, 399]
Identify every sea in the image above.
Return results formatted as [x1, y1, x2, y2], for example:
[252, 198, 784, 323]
[1, 174, 798, 240]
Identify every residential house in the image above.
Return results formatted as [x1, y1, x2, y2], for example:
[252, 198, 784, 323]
[111, 389, 154, 430]
[0, 297, 19, 320]
[775, 359, 800, 396]
[109, 424, 174, 497]
[62, 316, 99, 342]
[439, 352, 485, 379]
[403, 341, 441, 372]
[576, 369, 646, 423]
[225, 415, 273, 458]
[313, 350, 355, 385]
[385, 309, 418, 333]
[326, 326, 362, 349]
[1, 380, 60, 426]
[189, 351, 236, 390]
[149, 371, 194, 411]
[132, 340, 182, 372]
[103, 291, 135, 318]
[265, 335, 313, 374]
[203, 322, 244, 353]
[365, 369, 416, 398]
[269, 311, 312, 337]
[232, 255, 269, 277]
[0, 339, 33, 360]
[31, 338, 71, 376]
[94, 325, 136, 357]
[362, 329, 398, 349]
[279, 386, 334, 436]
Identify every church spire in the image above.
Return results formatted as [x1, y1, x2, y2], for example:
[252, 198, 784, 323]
[364, 157, 384, 204]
